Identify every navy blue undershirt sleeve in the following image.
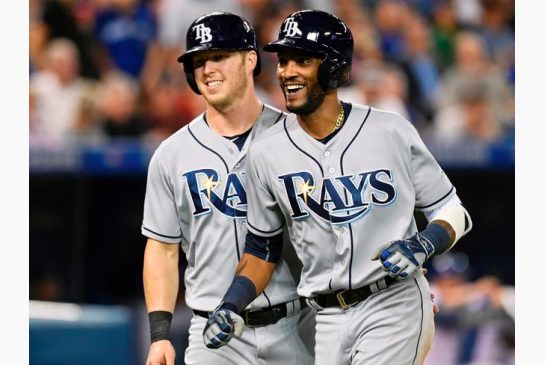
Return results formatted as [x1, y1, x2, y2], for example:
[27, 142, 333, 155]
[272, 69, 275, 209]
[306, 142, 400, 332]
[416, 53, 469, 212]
[244, 231, 283, 263]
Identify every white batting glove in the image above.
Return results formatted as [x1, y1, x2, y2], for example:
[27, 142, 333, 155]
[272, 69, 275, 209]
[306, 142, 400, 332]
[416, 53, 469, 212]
[203, 308, 245, 349]
[372, 233, 435, 280]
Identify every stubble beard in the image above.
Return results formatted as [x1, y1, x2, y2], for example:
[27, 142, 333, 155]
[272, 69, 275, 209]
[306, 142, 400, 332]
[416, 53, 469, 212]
[285, 82, 326, 116]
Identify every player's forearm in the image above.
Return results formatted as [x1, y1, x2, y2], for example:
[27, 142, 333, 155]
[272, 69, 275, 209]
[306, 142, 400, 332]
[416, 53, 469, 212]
[236, 253, 277, 296]
[143, 238, 180, 313]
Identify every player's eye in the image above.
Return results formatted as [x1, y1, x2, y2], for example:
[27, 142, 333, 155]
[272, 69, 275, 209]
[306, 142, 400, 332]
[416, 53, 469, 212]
[193, 59, 205, 68]
[297, 57, 312, 65]
[211, 54, 228, 62]
[277, 57, 287, 67]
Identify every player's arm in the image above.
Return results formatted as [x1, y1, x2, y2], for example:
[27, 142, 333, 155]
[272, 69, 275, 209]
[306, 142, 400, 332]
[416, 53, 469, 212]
[373, 195, 472, 280]
[203, 231, 282, 349]
[143, 238, 179, 365]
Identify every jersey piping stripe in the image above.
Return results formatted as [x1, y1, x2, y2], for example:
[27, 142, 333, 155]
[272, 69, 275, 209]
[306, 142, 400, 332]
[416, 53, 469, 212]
[283, 117, 324, 177]
[188, 124, 243, 264]
[233, 221, 241, 261]
[412, 278, 425, 365]
[247, 221, 284, 236]
[416, 185, 454, 210]
[339, 107, 372, 289]
[262, 289, 272, 307]
[273, 112, 288, 125]
[142, 226, 182, 239]
[188, 124, 230, 174]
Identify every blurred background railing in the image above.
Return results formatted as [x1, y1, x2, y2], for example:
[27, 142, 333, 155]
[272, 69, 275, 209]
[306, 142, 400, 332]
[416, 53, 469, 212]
[29, 0, 515, 364]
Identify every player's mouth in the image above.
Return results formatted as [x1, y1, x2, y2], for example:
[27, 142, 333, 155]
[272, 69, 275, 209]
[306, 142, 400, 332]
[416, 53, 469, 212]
[284, 83, 305, 99]
[205, 80, 224, 89]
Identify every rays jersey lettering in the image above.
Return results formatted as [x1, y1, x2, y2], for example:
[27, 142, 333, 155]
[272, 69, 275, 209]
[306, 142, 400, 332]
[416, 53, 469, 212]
[278, 169, 396, 224]
[193, 23, 212, 43]
[282, 18, 303, 37]
[184, 169, 246, 218]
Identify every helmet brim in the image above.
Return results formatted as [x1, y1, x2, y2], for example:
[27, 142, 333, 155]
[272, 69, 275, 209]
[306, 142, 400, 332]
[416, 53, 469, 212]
[177, 45, 253, 64]
[263, 38, 325, 57]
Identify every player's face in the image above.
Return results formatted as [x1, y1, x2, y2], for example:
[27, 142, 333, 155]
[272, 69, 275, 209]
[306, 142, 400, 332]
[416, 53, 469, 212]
[192, 50, 250, 109]
[276, 49, 325, 115]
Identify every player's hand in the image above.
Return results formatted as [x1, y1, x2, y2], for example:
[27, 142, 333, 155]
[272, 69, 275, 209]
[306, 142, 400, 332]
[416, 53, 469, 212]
[203, 308, 245, 349]
[372, 233, 435, 280]
[146, 339, 175, 365]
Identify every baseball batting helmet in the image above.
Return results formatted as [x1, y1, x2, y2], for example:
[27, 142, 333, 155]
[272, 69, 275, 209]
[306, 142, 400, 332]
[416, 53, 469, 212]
[263, 10, 353, 90]
[177, 12, 261, 95]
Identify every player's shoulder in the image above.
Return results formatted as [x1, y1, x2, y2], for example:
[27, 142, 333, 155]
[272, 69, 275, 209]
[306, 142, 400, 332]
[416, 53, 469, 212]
[364, 105, 411, 127]
[250, 111, 290, 155]
[363, 105, 419, 136]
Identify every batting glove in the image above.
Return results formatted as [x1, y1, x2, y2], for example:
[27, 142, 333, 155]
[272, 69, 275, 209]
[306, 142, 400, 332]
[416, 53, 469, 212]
[372, 233, 435, 280]
[203, 307, 245, 349]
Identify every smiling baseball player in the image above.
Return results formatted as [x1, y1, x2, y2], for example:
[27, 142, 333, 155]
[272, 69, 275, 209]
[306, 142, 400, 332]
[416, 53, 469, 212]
[203, 9, 472, 365]
[142, 12, 314, 365]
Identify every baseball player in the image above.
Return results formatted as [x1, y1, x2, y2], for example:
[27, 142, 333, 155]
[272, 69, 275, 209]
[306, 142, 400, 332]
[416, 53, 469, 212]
[203, 10, 473, 365]
[141, 12, 314, 365]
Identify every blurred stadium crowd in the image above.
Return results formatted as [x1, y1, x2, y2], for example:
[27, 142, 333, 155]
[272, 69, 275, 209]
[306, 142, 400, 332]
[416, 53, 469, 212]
[29, 0, 515, 149]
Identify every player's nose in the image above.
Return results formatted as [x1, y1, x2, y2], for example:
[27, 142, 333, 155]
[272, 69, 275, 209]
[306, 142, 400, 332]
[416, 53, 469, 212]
[280, 60, 298, 80]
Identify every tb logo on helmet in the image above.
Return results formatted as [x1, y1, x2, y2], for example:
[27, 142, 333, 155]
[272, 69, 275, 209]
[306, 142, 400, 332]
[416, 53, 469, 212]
[282, 18, 302, 37]
[193, 23, 213, 43]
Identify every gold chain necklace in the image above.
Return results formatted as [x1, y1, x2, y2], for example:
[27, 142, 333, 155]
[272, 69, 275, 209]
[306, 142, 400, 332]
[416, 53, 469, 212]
[331, 103, 344, 133]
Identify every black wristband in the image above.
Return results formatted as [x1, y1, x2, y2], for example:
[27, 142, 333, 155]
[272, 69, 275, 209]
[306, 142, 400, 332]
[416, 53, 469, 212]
[149, 311, 172, 343]
[420, 222, 452, 256]
[222, 275, 257, 314]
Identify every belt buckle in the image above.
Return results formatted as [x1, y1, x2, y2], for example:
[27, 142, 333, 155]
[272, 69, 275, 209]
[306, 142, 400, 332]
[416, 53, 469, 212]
[336, 289, 358, 309]
[244, 309, 257, 326]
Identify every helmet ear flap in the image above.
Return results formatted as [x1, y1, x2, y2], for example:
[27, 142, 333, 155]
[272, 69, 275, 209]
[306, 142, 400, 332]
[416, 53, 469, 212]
[185, 70, 201, 95]
[318, 56, 345, 90]
[183, 61, 201, 95]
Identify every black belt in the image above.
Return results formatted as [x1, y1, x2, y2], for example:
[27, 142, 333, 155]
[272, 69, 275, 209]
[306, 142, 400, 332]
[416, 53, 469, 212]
[312, 276, 396, 309]
[194, 298, 307, 328]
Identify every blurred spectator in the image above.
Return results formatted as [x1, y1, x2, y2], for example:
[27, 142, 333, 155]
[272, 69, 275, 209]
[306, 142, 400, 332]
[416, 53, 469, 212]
[96, 71, 150, 138]
[93, 0, 157, 78]
[142, 78, 205, 147]
[373, 0, 412, 64]
[425, 252, 515, 365]
[431, 80, 502, 144]
[334, 0, 383, 65]
[475, 0, 515, 74]
[400, 13, 441, 126]
[429, 0, 460, 72]
[452, 0, 482, 28]
[29, 0, 49, 73]
[30, 38, 98, 147]
[339, 60, 410, 120]
[438, 31, 514, 131]
[40, 0, 101, 79]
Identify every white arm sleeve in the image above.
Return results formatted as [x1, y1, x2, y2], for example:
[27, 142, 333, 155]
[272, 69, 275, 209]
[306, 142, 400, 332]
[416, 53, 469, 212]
[424, 194, 472, 244]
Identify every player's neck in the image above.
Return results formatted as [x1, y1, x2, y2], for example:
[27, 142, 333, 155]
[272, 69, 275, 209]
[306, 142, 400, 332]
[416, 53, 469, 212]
[296, 93, 342, 139]
[205, 91, 262, 137]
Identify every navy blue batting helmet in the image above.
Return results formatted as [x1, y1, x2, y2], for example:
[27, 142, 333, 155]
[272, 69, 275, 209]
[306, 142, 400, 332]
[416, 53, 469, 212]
[263, 10, 354, 90]
[177, 12, 261, 94]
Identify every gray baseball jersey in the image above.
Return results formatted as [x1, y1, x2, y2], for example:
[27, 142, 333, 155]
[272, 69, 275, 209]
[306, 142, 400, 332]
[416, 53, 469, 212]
[245, 104, 456, 298]
[142, 105, 300, 311]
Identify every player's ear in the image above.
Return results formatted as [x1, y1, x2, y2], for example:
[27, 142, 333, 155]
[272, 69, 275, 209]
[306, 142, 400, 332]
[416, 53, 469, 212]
[246, 50, 258, 74]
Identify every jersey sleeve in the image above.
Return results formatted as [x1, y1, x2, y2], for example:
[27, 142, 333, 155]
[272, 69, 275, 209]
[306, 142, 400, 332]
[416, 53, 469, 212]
[406, 122, 456, 212]
[245, 147, 285, 237]
[141, 149, 182, 243]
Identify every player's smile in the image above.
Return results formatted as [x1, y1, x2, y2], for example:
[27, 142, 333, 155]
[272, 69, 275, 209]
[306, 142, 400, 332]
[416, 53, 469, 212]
[204, 79, 224, 90]
[283, 82, 306, 100]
